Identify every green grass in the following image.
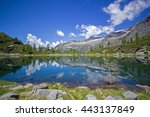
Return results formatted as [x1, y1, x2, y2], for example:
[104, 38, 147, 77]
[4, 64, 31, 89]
[0, 80, 18, 86]
[46, 83, 150, 100]
[14, 87, 32, 94]
[87, 35, 150, 55]
[0, 80, 18, 96]
[0, 81, 150, 100]
[0, 88, 11, 96]
[137, 92, 150, 100]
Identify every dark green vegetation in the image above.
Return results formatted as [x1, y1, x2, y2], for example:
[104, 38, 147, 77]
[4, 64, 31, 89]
[0, 57, 34, 77]
[0, 32, 61, 54]
[0, 32, 150, 55]
[0, 80, 18, 96]
[87, 34, 150, 54]
[0, 32, 34, 54]
[0, 80, 150, 100]
[0, 32, 79, 55]
[0, 32, 24, 53]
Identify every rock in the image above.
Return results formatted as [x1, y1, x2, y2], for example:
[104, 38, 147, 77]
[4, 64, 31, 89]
[10, 85, 23, 90]
[56, 90, 67, 96]
[106, 73, 114, 84]
[105, 96, 122, 100]
[136, 48, 148, 55]
[47, 91, 58, 100]
[105, 96, 114, 100]
[57, 97, 64, 100]
[33, 83, 48, 90]
[77, 86, 89, 89]
[20, 91, 33, 96]
[85, 94, 97, 100]
[122, 91, 138, 100]
[0, 92, 18, 100]
[114, 96, 122, 100]
[136, 84, 150, 93]
[34, 89, 66, 100]
[24, 83, 33, 88]
[34, 89, 57, 100]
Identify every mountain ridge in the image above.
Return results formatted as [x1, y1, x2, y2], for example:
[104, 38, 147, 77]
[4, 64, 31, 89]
[56, 15, 150, 53]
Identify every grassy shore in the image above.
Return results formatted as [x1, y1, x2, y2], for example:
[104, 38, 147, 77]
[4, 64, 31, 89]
[0, 80, 150, 100]
[0, 52, 150, 59]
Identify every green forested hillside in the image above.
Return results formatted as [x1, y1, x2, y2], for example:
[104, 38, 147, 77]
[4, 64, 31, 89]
[0, 32, 33, 54]
[87, 35, 150, 55]
[0, 32, 150, 55]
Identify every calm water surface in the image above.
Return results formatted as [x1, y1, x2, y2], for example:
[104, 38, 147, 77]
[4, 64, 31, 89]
[0, 56, 150, 89]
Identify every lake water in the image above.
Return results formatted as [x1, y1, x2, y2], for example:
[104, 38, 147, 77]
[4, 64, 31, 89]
[0, 56, 150, 89]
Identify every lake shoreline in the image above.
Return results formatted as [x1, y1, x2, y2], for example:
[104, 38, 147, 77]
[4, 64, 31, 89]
[0, 52, 150, 58]
[0, 80, 150, 100]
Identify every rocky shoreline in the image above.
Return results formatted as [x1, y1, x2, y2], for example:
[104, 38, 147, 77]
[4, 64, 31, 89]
[0, 81, 150, 100]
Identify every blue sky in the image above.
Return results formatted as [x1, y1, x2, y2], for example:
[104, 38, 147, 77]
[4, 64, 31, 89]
[0, 0, 150, 45]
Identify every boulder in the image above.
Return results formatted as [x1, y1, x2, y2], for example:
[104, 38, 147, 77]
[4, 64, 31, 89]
[77, 86, 89, 89]
[33, 83, 48, 90]
[24, 83, 33, 88]
[105, 96, 122, 100]
[57, 97, 64, 100]
[0, 92, 18, 100]
[136, 48, 148, 55]
[114, 96, 122, 100]
[34, 89, 66, 100]
[122, 91, 138, 100]
[105, 96, 114, 100]
[136, 84, 150, 93]
[10, 85, 23, 90]
[85, 94, 97, 100]
[20, 91, 33, 96]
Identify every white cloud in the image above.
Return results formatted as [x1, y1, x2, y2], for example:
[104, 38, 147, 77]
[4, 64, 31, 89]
[26, 60, 48, 76]
[56, 30, 65, 37]
[69, 33, 77, 37]
[27, 34, 45, 48]
[51, 61, 60, 67]
[80, 25, 102, 39]
[67, 0, 150, 39]
[51, 40, 64, 48]
[103, 0, 150, 26]
[78, 25, 114, 39]
[57, 72, 64, 79]
[75, 24, 79, 29]
[27, 33, 65, 49]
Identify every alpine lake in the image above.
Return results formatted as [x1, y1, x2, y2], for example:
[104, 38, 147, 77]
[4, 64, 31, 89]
[0, 56, 150, 91]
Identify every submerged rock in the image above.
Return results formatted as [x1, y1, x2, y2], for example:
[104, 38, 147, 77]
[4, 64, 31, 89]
[123, 91, 138, 100]
[85, 94, 97, 100]
[0, 92, 19, 100]
[33, 83, 48, 90]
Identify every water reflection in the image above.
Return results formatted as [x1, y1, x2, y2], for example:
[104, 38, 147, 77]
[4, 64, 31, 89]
[0, 56, 150, 88]
[26, 60, 66, 76]
[26, 60, 48, 76]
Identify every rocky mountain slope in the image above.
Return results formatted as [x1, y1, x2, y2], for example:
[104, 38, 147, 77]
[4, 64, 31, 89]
[56, 15, 150, 53]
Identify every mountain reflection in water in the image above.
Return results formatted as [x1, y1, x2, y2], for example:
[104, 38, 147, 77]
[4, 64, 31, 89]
[0, 56, 150, 89]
